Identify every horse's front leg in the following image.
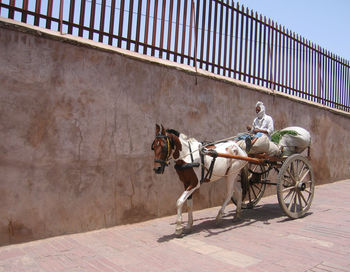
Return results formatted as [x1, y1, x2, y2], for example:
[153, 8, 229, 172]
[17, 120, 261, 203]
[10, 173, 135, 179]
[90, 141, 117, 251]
[186, 197, 193, 230]
[176, 190, 195, 235]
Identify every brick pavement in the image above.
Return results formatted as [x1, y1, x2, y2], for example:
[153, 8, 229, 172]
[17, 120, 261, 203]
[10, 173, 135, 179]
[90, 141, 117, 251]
[1, 179, 350, 272]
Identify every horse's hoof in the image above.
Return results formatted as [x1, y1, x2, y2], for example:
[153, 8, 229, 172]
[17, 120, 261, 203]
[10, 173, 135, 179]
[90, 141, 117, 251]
[175, 227, 184, 236]
[184, 225, 192, 234]
[185, 224, 193, 231]
[233, 216, 243, 223]
[216, 212, 223, 224]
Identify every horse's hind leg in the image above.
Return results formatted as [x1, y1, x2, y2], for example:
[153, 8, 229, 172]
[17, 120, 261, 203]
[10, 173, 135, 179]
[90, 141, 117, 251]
[232, 178, 242, 220]
[216, 175, 236, 223]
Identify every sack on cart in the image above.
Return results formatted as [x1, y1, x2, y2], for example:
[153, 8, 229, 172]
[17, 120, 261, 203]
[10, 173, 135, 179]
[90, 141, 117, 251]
[271, 126, 311, 156]
[237, 134, 281, 156]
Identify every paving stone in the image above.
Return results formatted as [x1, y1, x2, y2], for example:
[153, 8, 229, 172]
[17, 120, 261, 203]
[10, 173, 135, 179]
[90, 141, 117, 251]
[0, 179, 349, 271]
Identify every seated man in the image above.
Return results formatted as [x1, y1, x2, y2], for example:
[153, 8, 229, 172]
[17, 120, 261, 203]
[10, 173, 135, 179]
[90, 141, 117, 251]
[245, 101, 274, 151]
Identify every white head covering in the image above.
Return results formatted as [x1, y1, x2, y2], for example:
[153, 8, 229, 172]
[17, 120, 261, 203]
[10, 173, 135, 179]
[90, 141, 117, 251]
[256, 101, 265, 119]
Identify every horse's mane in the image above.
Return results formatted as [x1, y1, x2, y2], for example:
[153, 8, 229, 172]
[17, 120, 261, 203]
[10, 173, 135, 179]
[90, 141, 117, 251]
[166, 129, 180, 137]
[166, 128, 198, 143]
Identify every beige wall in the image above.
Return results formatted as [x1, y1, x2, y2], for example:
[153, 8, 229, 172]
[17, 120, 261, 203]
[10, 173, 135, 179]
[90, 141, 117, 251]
[1, 18, 349, 245]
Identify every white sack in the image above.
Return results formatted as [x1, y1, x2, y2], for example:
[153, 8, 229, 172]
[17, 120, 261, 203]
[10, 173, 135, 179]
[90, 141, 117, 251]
[238, 135, 281, 156]
[279, 126, 311, 156]
[268, 141, 282, 157]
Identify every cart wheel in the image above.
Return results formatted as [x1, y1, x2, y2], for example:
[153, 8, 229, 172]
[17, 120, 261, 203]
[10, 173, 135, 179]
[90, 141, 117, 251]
[277, 154, 315, 219]
[232, 163, 267, 209]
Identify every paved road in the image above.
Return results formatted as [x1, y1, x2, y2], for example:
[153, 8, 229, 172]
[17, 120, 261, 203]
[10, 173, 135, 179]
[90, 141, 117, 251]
[1, 180, 350, 272]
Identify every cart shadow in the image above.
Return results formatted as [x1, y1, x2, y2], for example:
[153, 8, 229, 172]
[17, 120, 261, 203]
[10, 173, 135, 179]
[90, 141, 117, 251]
[157, 203, 312, 243]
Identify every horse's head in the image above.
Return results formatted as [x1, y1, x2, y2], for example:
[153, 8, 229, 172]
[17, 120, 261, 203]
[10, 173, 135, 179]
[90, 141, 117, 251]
[151, 124, 181, 174]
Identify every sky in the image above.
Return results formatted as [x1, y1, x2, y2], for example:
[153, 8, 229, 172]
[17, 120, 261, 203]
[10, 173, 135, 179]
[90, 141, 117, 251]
[235, 0, 350, 61]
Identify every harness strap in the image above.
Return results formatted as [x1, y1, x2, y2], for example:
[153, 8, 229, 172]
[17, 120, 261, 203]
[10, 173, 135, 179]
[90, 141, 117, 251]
[188, 141, 194, 163]
[200, 150, 218, 184]
[174, 141, 200, 170]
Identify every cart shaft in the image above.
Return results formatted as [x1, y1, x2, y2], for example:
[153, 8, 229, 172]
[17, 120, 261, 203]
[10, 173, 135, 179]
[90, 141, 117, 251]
[215, 152, 263, 164]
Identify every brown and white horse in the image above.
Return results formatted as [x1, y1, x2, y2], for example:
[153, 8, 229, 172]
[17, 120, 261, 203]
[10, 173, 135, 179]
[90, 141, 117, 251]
[151, 124, 248, 235]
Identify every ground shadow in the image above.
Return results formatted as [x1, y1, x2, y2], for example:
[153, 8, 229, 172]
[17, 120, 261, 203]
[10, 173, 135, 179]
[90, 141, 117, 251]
[157, 203, 313, 243]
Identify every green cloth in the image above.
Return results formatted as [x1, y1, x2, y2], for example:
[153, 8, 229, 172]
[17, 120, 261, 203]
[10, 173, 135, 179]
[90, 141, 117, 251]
[271, 130, 299, 144]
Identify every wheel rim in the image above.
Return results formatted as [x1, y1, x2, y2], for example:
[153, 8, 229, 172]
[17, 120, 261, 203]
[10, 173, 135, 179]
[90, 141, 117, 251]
[277, 155, 314, 218]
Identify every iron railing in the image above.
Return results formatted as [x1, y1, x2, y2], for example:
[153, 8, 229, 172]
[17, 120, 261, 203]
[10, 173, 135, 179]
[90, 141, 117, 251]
[1, 0, 349, 111]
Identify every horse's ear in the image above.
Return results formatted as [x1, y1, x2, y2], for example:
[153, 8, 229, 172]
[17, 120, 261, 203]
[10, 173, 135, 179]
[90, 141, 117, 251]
[156, 124, 160, 135]
[170, 134, 182, 159]
[161, 124, 166, 135]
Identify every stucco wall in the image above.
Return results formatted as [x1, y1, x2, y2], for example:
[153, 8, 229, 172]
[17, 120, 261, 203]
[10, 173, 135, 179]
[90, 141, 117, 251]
[1, 18, 349, 245]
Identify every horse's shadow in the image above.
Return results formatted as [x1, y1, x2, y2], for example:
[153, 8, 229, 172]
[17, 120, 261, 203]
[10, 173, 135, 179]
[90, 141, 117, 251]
[157, 203, 312, 243]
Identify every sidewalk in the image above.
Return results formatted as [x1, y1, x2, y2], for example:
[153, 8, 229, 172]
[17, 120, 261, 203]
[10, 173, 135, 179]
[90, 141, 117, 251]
[1, 180, 350, 272]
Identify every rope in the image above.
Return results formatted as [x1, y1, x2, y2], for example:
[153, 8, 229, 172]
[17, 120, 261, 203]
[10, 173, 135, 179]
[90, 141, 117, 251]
[171, 135, 239, 163]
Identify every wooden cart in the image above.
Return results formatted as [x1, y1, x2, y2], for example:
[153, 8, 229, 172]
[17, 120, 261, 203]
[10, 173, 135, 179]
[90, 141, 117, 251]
[213, 149, 315, 219]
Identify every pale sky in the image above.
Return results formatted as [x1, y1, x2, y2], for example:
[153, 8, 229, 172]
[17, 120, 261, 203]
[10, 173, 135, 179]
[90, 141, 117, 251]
[235, 0, 350, 61]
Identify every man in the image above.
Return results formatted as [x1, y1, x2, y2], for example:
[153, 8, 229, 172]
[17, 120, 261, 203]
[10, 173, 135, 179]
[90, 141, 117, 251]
[247, 101, 274, 136]
[245, 101, 274, 151]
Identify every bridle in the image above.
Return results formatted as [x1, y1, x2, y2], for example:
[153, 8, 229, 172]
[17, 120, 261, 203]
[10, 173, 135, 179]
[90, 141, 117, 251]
[151, 133, 173, 173]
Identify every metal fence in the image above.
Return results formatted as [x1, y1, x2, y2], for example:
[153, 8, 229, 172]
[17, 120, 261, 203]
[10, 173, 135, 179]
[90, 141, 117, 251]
[1, 0, 349, 111]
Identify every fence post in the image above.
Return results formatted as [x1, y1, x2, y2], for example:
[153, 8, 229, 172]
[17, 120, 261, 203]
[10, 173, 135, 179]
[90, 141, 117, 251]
[8, 0, 15, 19]
[192, 0, 198, 84]
[45, 0, 52, 29]
[59, 0, 63, 34]
[317, 46, 321, 104]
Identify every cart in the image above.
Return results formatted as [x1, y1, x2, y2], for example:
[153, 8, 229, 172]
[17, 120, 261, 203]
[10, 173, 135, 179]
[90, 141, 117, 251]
[211, 148, 315, 219]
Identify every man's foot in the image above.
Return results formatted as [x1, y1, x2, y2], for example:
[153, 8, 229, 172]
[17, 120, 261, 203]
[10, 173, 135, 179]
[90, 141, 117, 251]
[245, 137, 252, 152]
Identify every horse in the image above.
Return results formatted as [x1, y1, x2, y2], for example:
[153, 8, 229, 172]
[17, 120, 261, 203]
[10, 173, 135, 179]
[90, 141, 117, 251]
[151, 124, 248, 235]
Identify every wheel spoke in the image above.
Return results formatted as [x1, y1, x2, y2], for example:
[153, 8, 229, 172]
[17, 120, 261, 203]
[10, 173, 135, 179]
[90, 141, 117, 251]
[300, 162, 306, 173]
[286, 168, 297, 183]
[247, 187, 252, 203]
[282, 176, 294, 187]
[297, 191, 303, 210]
[299, 169, 310, 182]
[304, 189, 312, 195]
[294, 193, 298, 213]
[282, 185, 295, 192]
[251, 185, 258, 199]
[291, 161, 298, 180]
[252, 183, 262, 193]
[288, 191, 296, 211]
[299, 191, 308, 206]
[284, 188, 294, 202]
